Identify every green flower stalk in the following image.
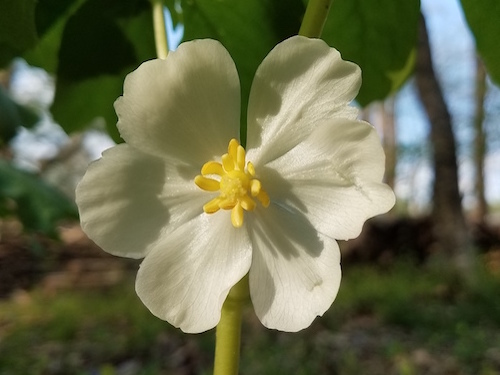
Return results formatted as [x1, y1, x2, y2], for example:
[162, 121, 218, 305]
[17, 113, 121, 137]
[299, 0, 333, 38]
[152, 0, 169, 59]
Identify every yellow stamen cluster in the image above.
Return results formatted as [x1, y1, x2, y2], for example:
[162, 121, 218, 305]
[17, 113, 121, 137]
[195, 139, 270, 228]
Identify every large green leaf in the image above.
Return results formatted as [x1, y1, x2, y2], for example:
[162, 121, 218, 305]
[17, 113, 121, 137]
[0, 0, 38, 67]
[323, 0, 420, 106]
[460, 0, 500, 86]
[0, 161, 78, 237]
[179, 0, 304, 143]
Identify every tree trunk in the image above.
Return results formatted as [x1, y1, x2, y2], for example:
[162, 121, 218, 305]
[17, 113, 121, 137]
[361, 99, 397, 190]
[380, 98, 397, 190]
[473, 57, 488, 222]
[414, 13, 474, 277]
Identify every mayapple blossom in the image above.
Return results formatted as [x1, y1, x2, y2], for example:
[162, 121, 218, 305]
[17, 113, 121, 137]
[75, 36, 395, 333]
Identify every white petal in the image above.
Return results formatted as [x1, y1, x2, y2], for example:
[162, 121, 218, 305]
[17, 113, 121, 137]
[115, 39, 241, 166]
[136, 212, 252, 333]
[75, 144, 208, 258]
[246, 35, 361, 165]
[261, 119, 395, 240]
[247, 204, 341, 332]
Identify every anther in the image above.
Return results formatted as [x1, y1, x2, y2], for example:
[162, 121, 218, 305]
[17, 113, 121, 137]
[201, 161, 224, 176]
[195, 176, 220, 191]
[222, 153, 234, 172]
[231, 203, 244, 228]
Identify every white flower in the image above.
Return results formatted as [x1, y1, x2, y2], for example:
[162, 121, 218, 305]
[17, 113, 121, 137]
[75, 36, 395, 333]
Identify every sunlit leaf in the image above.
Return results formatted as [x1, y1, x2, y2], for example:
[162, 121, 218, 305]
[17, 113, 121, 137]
[323, 0, 420, 106]
[460, 0, 500, 86]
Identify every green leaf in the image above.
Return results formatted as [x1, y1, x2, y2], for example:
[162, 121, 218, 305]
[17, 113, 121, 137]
[25, 0, 148, 74]
[24, 0, 88, 73]
[34, 0, 82, 37]
[0, 160, 78, 237]
[116, 10, 157, 64]
[56, 3, 137, 81]
[322, 0, 420, 106]
[179, 0, 305, 143]
[32, 0, 156, 138]
[52, 76, 124, 143]
[460, 0, 500, 86]
[0, 87, 40, 145]
[0, 0, 38, 67]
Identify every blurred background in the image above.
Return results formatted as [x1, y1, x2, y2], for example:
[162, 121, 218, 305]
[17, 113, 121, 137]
[0, 0, 499, 374]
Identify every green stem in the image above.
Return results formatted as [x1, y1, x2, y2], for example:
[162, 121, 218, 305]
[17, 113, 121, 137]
[152, 0, 169, 59]
[299, 0, 333, 38]
[213, 275, 249, 375]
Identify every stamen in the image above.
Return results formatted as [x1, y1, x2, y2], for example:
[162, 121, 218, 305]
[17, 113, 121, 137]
[219, 198, 236, 210]
[240, 195, 256, 211]
[201, 161, 224, 176]
[247, 162, 255, 176]
[204, 198, 222, 213]
[231, 203, 244, 228]
[221, 153, 235, 172]
[228, 139, 239, 160]
[257, 191, 270, 207]
[250, 179, 261, 196]
[195, 139, 270, 228]
[236, 145, 245, 170]
[194, 176, 220, 191]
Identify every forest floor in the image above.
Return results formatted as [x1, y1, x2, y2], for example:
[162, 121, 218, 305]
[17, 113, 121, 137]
[1, 218, 500, 375]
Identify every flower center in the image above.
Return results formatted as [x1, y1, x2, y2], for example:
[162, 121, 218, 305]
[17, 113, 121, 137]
[194, 139, 270, 228]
